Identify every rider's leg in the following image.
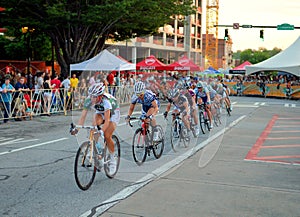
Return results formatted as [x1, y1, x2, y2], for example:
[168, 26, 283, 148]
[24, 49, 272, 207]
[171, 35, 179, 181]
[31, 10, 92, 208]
[206, 104, 213, 128]
[182, 113, 191, 131]
[104, 121, 117, 154]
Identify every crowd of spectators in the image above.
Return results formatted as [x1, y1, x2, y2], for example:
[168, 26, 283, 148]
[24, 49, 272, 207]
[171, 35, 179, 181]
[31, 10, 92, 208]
[1, 68, 299, 123]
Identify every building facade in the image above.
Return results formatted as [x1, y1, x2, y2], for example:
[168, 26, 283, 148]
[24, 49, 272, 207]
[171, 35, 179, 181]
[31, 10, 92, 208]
[202, 33, 234, 70]
[106, 0, 203, 68]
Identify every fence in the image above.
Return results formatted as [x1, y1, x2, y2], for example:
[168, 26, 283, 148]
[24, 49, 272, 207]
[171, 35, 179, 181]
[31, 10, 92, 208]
[0, 85, 134, 122]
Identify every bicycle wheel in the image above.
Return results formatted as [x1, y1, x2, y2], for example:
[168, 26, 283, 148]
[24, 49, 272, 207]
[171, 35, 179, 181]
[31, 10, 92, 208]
[170, 119, 181, 152]
[74, 141, 96, 191]
[199, 111, 206, 134]
[104, 135, 121, 179]
[152, 125, 164, 159]
[180, 124, 189, 148]
[132, 128, 147, 166]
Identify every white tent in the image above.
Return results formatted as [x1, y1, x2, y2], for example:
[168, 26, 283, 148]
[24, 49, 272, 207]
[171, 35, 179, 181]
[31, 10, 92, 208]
[245, 36, 300, 77]
[70, 49, 136, 72]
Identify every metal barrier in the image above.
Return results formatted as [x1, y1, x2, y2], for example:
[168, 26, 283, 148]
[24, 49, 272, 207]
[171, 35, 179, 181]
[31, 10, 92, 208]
[0, 85, 134, 122]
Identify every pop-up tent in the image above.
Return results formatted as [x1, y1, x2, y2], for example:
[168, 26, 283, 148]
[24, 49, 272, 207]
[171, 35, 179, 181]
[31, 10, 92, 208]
[136, 55, 167, 70]
[204, 66, 220, 74]
[70, 49, 136, 72]
[245, 36, 300, 77]
[229, 61, 251, 74]
[166, 56, 201, 71]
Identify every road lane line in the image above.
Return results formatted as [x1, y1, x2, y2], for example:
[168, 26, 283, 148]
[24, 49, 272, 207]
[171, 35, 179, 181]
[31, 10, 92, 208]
[80, 115, 247, 217]
[0, 138, 24, 146]
[0, 138, 68, 156]
[0, 137, 13, 142]
[261, 144, 300, 148]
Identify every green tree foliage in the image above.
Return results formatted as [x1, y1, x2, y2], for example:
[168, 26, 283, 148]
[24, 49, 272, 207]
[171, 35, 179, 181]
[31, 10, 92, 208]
[0, 27, 52, 61]
[0, 0, 195, 75]
[233, 47, 282, 65]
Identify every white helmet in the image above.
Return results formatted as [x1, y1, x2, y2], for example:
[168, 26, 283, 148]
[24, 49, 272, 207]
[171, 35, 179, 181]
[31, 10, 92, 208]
[88, 82, 105, 97]
[134, 81, 145, 94]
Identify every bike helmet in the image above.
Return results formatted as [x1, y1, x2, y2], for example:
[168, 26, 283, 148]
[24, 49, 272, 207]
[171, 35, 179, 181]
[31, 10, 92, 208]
[169, 88, 180, 99]
[134, 81, 145, 94]
[196, 82, 203, 88]
[88, 82, 105, 97]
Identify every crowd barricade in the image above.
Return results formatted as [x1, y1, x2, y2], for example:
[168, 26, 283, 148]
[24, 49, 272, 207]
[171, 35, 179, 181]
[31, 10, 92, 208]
[0, 85, 134, 122]
[224, 82, 300, 99]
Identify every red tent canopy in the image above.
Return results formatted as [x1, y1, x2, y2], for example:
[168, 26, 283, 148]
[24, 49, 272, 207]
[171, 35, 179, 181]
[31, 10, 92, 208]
[136, 55, 167, 70]
[166, 56, 201, 71]
[233, 61, 252, 70]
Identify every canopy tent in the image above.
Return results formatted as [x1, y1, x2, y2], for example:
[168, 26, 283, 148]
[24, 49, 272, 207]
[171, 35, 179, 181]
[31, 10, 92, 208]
[70, 49, 136, 72]
[245, 36, 300, 77]
[204, 66, 220, 74]
[136, 55, 167, 70]
[229, 61, 251, 74]
[166, 56, 202, 71]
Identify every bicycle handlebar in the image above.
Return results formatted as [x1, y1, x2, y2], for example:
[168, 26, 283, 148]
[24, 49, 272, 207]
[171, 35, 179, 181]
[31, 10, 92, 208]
[70, 123, 101, 130]
[127, 115, 153, 127]
[127, 117, 137, 127]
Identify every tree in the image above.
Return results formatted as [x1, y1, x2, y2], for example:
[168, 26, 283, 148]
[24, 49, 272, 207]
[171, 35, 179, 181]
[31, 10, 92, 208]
[0, 0, 195, 76]
[234, 47, 281, 65]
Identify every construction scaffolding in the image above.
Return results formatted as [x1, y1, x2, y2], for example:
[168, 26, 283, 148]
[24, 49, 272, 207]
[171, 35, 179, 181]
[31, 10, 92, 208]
[205, 0, 219, 69]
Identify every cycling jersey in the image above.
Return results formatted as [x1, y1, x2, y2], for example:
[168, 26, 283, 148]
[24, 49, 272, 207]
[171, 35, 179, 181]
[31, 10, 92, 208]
[167, 94, 189, 113]
[83, 93, 119, 116]
[131, 90, 160, 113]
[195, 87, 209, 103]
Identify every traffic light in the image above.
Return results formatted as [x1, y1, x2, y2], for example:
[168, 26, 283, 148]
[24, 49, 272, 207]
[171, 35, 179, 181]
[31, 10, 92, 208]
[224, 29, 229, 40]
[260, 30, 264, 41]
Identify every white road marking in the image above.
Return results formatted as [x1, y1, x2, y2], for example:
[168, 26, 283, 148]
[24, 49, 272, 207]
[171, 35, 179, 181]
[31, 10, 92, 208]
[0, 138, 68, 156]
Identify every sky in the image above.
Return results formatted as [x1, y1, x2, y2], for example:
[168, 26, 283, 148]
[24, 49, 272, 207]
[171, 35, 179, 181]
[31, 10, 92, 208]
[206, 0, 300, 51]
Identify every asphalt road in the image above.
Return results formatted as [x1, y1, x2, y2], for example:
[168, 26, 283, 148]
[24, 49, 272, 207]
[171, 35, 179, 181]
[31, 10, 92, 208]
[0, 96, 299, 217]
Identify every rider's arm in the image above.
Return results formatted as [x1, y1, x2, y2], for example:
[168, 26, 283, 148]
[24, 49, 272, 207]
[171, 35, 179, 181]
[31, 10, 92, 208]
[127, 103, 135, 117]
[147, 100, 159, 117]
[78, 109, 88, 126]
[165, 102, 171, 113]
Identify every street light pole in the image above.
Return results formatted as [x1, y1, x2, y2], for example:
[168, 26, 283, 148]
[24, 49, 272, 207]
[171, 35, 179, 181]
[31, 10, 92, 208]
[26, 32, 31, 75]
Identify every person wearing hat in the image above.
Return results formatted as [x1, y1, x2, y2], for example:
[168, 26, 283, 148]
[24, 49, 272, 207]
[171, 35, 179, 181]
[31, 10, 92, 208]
[1, 76, 15, 123]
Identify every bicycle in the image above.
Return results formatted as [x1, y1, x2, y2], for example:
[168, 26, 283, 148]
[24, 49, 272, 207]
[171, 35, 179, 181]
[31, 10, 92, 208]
[128, 116, 164, 166]
[70, 123, 120, 190]
[169, 113, 191, 152]
[198, 103, 211, 134]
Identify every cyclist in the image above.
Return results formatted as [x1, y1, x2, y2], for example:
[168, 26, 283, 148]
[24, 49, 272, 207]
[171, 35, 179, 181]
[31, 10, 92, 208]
[195, 82, 213, 129]
[220, 79, 232, 111]
[126, 81, 160, 141]
[70, 82, 120, 171]
[164, 88, 191, 138]
[179, 80, 199, 135]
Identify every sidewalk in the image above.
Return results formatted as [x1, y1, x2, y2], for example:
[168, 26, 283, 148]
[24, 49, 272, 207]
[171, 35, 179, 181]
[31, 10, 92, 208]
[98, 107, 300, 217]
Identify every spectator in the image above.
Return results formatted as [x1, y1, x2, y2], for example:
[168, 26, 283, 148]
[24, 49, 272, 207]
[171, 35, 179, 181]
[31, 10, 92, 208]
[89, 72, 99, 86]
[51, 74, 61, 93]
[61, 75, 71, 110]
[107, 71, 115, 95]
[1, 76, 15, 123]
[43, 75, 52, 116]
[14, 76, 31, 114]
[70, 73, 79, 90]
